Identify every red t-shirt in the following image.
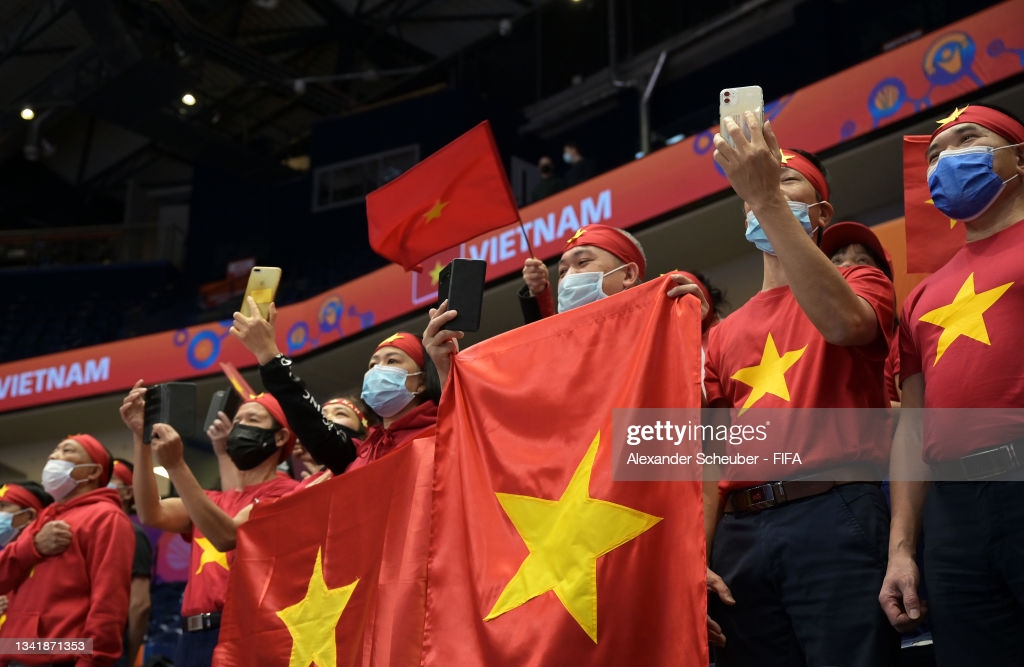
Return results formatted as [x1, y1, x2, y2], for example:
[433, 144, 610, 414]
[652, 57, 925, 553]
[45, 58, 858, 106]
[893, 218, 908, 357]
[705, 266, 894, 494]
[884, 336, 901, 404]
[180, 475, 298, 616]
[900, 218, 1024, 461]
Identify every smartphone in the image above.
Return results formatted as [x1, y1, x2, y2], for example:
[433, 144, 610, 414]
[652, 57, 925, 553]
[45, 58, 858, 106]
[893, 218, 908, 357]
[202, 388, 242, 433]
[143, 382, 198, 444]
[240, 266, 282, 319]
[719, 86, 764, 148]
[437, 258, 487, 332]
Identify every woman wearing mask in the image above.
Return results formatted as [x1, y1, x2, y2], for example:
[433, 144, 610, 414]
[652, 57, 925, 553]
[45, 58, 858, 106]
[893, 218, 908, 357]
[230, 296, 441, 476]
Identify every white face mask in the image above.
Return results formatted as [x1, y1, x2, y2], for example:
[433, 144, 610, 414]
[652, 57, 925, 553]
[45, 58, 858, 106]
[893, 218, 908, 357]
[41, 459, 96, 501]
[557, 264, 628, 313]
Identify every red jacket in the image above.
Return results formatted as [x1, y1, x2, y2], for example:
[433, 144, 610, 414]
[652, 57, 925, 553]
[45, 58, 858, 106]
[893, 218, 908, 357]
[0, 488, 134, 667]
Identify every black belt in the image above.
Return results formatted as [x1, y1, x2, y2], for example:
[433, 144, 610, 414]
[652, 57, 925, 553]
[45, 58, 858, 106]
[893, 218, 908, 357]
[724, 464, 880, 513]
[183, 611, 222, 632]
[931, 441, 1023, 481]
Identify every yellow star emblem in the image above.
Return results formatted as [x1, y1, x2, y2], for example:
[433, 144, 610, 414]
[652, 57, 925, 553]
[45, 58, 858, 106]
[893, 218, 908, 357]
[378, 333, 404, 346]
[919, 272, 1012, 365]
[428, 261, 445, 286]
[731, 332, 807, 413]
[194, 537, 230, 575]
[422, 199, 448, 223]
[0, 613, 5, 629]
[276, 548, 357, 667]
[925, 199, 957, 228]
[566, 227, 587, 245]
[779, 151, 796, 164]
[936, 105, 968, 127]
[485, 431, 661, 643]
[0, 485, 7, 499]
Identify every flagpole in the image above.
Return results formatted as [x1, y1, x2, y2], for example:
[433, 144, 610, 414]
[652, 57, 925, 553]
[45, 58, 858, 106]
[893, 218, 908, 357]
[517, 218, 535, 257]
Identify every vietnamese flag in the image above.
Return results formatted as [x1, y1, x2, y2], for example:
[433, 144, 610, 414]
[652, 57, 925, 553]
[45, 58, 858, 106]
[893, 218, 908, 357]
[212, 436, 435, 667]
[903, 134, 966, 273]
[365, 121, 520, 271]
[422, 277, 708, 666]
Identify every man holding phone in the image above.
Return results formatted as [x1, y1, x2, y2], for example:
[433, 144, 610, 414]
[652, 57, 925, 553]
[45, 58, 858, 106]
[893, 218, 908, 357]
[702, 113, 897, 666]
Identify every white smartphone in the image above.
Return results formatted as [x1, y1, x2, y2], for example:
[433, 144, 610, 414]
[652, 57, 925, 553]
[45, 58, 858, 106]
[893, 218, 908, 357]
[719, 86, 764, 148]
[240, 266, 282, 319]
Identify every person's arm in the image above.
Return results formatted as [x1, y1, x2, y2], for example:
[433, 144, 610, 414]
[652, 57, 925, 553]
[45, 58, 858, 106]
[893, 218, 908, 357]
[120, 381, 192, 533]
[207, 409, 239, 491]
[151, 423, 242, 553]
[716, 115, 882, 346]
[879, 373, 931, 632]
[231, 302, 358, 474]
[126, 528, 153, 666]
[424, 300, 463, 390]
[519, 258, 556, 323]
[80, 511, 134, 667]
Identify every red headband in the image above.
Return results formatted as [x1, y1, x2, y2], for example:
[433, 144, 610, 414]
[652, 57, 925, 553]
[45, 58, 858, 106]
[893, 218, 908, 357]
[0, 483, 45, 512]
[244, 393, 296, 461]
[779, 150, 830, 201]
[323, 398, 370, 431]
[563, 225, 647, 279]
[67, 434, 111, 486]
[930, 105, 1024, 145]
[374, 332, 425, 369]
[675, 271, 716, 328]
[111, 460, 133, 487]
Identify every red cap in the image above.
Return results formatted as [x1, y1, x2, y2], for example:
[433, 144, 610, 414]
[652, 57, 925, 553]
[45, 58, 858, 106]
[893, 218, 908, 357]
[563, 225, 647, 279]
[779, 150, 830, 201]
[930, 105, 1024, 145]
[67, 434, 111, 486]
[374, 332, 425, 369]
[0, 483, 46, 512]
[820, 221, 894, 281]
[244, 393, 296, 462]
[111, 460, 133, 487]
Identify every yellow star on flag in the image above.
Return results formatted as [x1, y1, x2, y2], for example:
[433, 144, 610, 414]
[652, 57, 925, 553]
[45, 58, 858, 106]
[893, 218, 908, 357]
[0, 613, 5, 630]
[925, 199, 958, 228]
[731, 332, 807, 413]
[566, 227, 588, 245]
[429, 261, 445, 286]
[919, 272, 1012, 365]
[423, 199, 449, 223]
[936, 105, 968, 127]
[378, 333, 404, 346]
[485, 431, 662, 643]
[194, 537, 230, 575]
[276, 548, 357, 667]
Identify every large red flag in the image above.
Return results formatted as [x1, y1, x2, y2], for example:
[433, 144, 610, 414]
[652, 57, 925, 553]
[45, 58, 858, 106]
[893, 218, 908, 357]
[422, 278, 708, 666]
[212, 436, 435, 667]
[903, 134, 965, 273]
[365, 121, 520, 271]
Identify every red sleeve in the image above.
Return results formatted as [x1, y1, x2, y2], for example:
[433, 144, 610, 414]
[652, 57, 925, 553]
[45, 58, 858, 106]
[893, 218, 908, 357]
[702, 326, 730, 408]
[79, 510, 134, 667]
[844, 265, 895, 360]
[535, 283, 556, 319]
[0, 523, 44, 593]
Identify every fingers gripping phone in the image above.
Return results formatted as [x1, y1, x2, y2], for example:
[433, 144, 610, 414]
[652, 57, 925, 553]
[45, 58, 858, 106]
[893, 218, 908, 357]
[240, 266, 282, 319]
[719, 86, 764, 148]
[437, 258, 486, 332]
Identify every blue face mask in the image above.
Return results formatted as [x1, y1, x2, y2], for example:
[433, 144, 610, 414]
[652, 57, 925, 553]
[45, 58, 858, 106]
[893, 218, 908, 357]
[361, 366, 422, 419]
[557, 264, 628, 313]
[0, 509, 29, 547]
[745, 200, 823, 255]
[928, 144, 1021, 221]
[563, 151, 573, 164]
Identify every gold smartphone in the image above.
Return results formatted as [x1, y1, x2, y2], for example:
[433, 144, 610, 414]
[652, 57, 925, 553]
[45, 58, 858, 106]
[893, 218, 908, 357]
[240, 266, 282, 319]
[719, 86, 764, 148]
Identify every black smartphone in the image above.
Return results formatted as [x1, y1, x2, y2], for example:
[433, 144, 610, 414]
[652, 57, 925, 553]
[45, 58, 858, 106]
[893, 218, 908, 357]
[202, 388, 242, 434]
[437, 258, 487, 332]
[143, 382, 198, 444]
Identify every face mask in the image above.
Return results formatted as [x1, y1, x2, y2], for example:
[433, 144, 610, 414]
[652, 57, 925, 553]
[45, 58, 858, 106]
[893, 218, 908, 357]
[745, 201, 823, 255]
[42, 459, 96, 501]
[928, 144, 1021, 221]
[226, 424, 281, 470]
[361, 366, 422, 418]
[557, 264, 628, 313]
[0, 509, 29, 546]
[563, 152, 573, 164]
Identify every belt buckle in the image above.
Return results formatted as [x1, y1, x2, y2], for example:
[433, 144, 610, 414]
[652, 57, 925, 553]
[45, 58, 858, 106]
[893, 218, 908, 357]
[743, 483, 781, 512]
[961, 443, 1019, 480]
[186, 613, 211, 632]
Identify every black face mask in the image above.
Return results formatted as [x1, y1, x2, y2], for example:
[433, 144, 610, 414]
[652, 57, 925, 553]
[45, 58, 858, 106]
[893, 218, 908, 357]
[226, 424, 280, 471]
